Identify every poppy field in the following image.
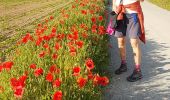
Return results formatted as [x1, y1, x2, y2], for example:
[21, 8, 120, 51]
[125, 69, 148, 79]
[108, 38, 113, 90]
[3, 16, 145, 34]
[0, 0, 109, 100]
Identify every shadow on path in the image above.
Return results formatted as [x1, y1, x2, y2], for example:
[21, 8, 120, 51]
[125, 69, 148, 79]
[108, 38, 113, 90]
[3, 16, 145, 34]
[103, 34, 170, 100]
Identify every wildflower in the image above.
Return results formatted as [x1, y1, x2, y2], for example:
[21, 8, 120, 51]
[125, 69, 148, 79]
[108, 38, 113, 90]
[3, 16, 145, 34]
[98, 16, 103, 21]
[39, 51, 46, 58]
[91, 16, 96, 23]
[85, 58, 94, 70]
[50, 16, 54, 20]
[53, 91, 62, 100]
[75, 41, 84, 48]
[53, 78, 61, 88]
[49, 65, 56, 73]
[30, 64, 36, 69]
[3, 61, 14, 71]
[77, 77, 87, 88]
[34, 68, 43, 77]
[52, 53, 58, 60]
[52, 27, 57, 33]
[0, 65, 3, 72]
[46, 73, 53, 82]
[73, 66, 81, 76]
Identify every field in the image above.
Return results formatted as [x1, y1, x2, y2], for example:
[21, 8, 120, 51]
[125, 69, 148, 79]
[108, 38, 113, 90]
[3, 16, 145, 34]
[0, 0, 110, 99]
[149, 0, 170, 10]
[0, 0, 72, 60]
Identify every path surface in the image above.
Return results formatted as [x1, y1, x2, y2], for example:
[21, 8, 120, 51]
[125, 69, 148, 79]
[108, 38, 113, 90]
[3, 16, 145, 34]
[104, 1, 170, 100]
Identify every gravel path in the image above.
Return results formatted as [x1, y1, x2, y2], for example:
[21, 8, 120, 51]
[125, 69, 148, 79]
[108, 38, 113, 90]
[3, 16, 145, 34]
[103, 1, 170, 100]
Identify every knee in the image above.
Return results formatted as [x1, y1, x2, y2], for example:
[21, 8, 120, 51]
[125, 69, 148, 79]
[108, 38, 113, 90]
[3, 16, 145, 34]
[118, 39, 125, 48]
[130, 39, 139, 48]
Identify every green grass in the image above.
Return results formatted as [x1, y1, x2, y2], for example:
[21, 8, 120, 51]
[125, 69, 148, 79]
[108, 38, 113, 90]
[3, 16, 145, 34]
[149, 0, 170, 10]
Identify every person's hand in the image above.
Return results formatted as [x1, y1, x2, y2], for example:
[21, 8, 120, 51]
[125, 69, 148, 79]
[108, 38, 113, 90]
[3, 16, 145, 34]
[140, 0, 144, 2]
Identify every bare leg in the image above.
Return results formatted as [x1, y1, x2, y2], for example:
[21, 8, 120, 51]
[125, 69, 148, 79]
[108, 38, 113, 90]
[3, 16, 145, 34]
[118, 37, 126, 61]
[115, 37, 127, 75]
[130, 38, 141, 66]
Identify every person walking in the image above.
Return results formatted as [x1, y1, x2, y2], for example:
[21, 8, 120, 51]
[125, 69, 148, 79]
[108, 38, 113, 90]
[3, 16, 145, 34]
[112, 0, 145, 82]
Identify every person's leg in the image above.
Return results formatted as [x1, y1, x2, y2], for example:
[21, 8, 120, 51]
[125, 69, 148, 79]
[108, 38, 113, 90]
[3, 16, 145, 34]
[130, 38, 141, 70]
[115, 37, 127, 75]
[118, 37, 126, 63]
[127, 38, 142, 82]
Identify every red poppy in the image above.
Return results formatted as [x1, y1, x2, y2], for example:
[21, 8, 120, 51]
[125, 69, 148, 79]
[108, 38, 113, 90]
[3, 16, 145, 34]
[91, 16, 96, 23]
[3, 61, 14, 71]
[39, 51, 46, 58]
[88, 71, 94, 80]
[73, 66, 81, 76]
[92, 24, 97, 29]
[72, 5, 76, 8]
[82, 32, 88, 38]
[43, 35, 50, 41]
[10, 75, 27, 90]
[52, 27, 57, 33]
[50, 16, 54, 20]
[35, 37, 43, 46]
[53, 78, 61, 88]
[81, 10, 87, 15]
[52, 53, 58, 60]
[46, 73, 53, 82]
[98, 16, 103, 21]
[75, 41, 84, 48]
[29, 64, 36, 69]
[77, 77, 87, 88]
[53, 91, 62, 100]
[55, 42, 61, 51]
[43, 43, 49, 49]
[38, 23, 42, 27]
[85, 58, 94, 70]
[14, 87, 24, 99]
[0, 65, 3, 72]
[34, 68, 43, 77]
[99, 76, 109, 86]
[49, 64, 56, 73]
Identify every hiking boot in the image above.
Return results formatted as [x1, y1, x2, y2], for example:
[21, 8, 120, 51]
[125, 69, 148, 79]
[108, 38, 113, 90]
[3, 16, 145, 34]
[115, 63, 127, 75]
[127, 69, 143, 82]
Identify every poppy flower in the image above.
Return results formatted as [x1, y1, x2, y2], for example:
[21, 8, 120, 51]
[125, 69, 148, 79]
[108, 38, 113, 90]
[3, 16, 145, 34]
[49, 64, 58, 73]
[98, 16, 103, 21]
[0, 65, 3, 72]
[53, 91, 62, 100]
[43, 43, 49, 49]
[34, 68, 43, 77]
[10, 75, 27, 93]
[85, 58, 94, 70]
[81, 10, 87, 15]
[77, 77, 87, 88]
[55, 42, 61, 51]
[14, 87, 24, 99]
[52, 27, 57, 33]
[73, 66, 81, 76]
[39, 51, 46, 58]
[53, 78, 61, 88]
[50, 16, 54, 20]
[3, 61, 14, 71]
[35, 37, 43, 46]
[29, 64, 36, 69]
[99, 76, 109, 86]
[91, 17, 96, 23]
[46, 73, 53, 82]
[75, 41, 84, 48]
[52, 53, 58, 60]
